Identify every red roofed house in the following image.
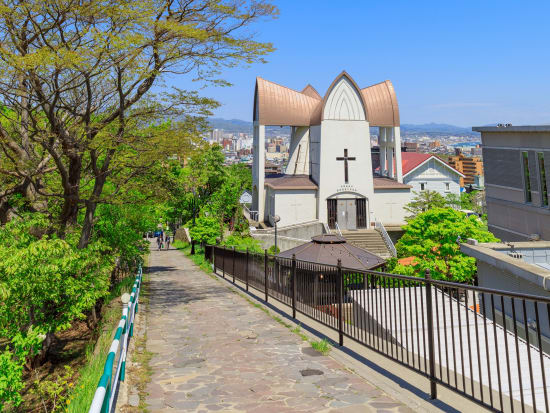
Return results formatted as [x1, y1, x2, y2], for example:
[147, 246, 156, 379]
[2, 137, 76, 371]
[401, 153, 464, 197]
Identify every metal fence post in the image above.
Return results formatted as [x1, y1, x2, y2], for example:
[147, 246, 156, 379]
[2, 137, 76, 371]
[337, 259, 344, 346]
[232, 246, 236, 283]
[292, 254, 297, 318]
[212, 246, 216, 275]
[264, 249, 268, 302]
[246, 248, 249, 292]
[425, 268, 437, 399]
[222, 246, 225, 279]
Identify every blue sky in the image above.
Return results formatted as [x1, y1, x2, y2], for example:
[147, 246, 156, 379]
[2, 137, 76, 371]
[172, 0, 550, 127]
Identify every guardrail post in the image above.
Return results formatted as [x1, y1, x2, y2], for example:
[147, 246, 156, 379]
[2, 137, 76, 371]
[292, 254, 297, 318]
[222, 246, 225, 278]
[232, 246, 236, 283]
[425, 268, 437, 399]
[245, 248, 249, 292]
[337, 259, 344, 346]
[264, 249, 268, 302]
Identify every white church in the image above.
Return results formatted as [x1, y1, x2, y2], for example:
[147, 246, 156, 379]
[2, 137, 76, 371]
[251, 71, 412, 231]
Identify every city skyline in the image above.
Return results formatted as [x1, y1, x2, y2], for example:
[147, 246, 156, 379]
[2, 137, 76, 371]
[170, 0, 550, 127]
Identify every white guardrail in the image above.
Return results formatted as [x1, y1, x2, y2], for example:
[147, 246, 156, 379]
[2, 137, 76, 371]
[89, 265, 142, 413]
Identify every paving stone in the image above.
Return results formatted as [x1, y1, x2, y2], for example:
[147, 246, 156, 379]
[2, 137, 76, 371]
[144, 243, 411, 412]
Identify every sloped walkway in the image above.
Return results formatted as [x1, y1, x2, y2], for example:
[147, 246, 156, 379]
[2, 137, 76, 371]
[145, 245, 414, 412]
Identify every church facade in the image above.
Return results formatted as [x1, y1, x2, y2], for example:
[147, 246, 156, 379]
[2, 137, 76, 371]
[252, 71, 411, 230]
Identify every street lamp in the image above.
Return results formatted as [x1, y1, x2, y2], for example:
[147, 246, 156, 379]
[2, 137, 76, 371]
[272, 215, 280, 252]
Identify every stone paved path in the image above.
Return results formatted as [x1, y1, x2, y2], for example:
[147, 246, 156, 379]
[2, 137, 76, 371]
[145, 245, 415, 412]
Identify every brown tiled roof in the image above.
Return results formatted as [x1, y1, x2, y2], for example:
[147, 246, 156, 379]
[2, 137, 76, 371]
[373, 177, 412, 190]
[278, 234, 385, 270]
[264, 174, 318, 190]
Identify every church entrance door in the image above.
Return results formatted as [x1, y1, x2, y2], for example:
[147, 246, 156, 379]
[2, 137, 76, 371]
[337, 199, 357, 231]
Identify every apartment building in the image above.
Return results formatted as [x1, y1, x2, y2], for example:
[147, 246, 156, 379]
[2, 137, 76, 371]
[448, 152, 483, 186]
[472, 125, 550, 241]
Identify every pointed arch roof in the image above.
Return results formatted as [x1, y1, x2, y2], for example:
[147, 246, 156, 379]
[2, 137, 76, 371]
[301, 84, 322, 100]
[321, 71, 368, 121]
[253, 73, 400, 127]
[361, 80, 400, 127]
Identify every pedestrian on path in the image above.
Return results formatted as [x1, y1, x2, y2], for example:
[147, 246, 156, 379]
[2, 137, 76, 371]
[165, 235, 171, 250]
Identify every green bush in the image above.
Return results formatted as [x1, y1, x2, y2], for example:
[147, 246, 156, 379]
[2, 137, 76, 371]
[0, 215, 114, 408]
[221, 234, 263, 253]
[189, 216, 221, 245]
[267, 245, 280, 255]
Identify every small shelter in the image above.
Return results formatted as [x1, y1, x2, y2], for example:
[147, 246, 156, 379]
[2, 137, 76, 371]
[278, 234, 385, 270]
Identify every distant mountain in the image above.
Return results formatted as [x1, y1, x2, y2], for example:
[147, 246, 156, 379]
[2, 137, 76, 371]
[401, 123, 478, 136]
[208, 118, 479, 137]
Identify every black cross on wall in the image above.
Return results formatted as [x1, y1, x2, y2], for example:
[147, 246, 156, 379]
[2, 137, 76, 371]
[336, 149, 356, 184]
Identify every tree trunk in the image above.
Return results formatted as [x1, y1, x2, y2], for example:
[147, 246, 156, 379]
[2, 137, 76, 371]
[58, 156, 82, 237]
[78, 172, 108, 249]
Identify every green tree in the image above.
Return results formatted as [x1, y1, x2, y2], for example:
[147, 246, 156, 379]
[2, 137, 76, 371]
[404, 190, 448, 220]
[393, 208, 499, 283]
[189, 216, 220, 245]
[0, 0, 277, 247]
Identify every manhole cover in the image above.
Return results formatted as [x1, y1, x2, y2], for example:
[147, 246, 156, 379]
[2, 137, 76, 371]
[300, 369, 324, 377]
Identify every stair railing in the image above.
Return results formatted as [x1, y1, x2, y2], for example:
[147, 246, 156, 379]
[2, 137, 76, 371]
[374, 217, 397, 257]
[335, 222, 343, 237]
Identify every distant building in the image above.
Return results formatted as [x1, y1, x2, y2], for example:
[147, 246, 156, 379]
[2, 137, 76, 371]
[472, 125, 550, 241]
[404, 141, 419, 152]
[448, 152, 483, 186]
[239, 190, 252, 205]
[429, 140, 441, 149]
[401, 153, 463, 197]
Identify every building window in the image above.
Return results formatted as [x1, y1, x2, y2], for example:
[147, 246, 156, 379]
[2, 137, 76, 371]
[522, 151, 532, 203]
[420, 183, 425, 191]
[445, 182, 450, 191]
[538, 152, 548, 207]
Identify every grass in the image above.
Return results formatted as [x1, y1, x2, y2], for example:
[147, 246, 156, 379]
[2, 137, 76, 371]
[173, 244, 332, 356]
[68, 263, 146, 413]
[310, 338, 331, 356]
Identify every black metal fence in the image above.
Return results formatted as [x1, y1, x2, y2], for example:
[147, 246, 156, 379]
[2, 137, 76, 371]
[207, 245, 550, 413]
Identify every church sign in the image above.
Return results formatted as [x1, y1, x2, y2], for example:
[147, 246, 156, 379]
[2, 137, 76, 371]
[336, 184, 358, 193]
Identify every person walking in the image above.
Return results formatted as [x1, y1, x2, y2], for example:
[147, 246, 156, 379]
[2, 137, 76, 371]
[166, 235, 171, 250]
[157, 236, 161, 251]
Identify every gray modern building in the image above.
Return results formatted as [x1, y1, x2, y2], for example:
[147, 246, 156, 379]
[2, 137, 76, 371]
[472, 125, 550, 241]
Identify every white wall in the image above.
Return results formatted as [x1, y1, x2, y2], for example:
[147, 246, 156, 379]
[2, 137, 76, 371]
[372, 189, 410, 226]
[265, 188, 317, 228]
[318, 120, 373, 225]
[285, 126, 310, 175]
[403, 158, 461, 198]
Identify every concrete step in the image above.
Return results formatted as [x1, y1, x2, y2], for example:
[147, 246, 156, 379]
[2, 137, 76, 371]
[340, 230, 392, 258]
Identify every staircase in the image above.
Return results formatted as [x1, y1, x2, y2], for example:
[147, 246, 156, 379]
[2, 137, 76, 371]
[340, 229, 392, 258]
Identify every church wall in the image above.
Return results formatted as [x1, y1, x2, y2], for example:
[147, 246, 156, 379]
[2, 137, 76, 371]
[317, 120, 374, 225]
[270, 189, 317, 228]
[285, 126, 310, 175]
[372, 189, 410, 226]
[310, 125, 321, 185]
[403, 159, 461, 197]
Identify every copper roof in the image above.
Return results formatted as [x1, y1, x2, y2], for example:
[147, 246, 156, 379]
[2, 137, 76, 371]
[373, 177, 412, 189]
[254, 77, 322, 126]
[278, 234, 386, 270]
[361, 80, 400, 127]
[264, 174, 318, 190]
[254, 73, 400, 127]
